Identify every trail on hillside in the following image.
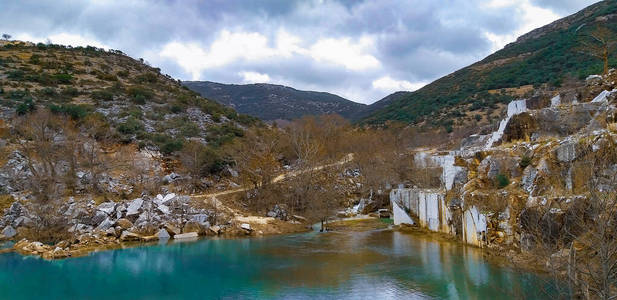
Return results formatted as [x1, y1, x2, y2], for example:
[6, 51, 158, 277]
[191, 153, 354, 199]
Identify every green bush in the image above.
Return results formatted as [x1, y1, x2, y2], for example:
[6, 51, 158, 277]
[49, 104, 91, 120]
[16, 98, 35, 115]
[496, 173, 510, 189]
[91, 90, 114, 101]
[53, 73, 73, 84]
[117, 117, 144, 135]
[519, 156, 532, 168]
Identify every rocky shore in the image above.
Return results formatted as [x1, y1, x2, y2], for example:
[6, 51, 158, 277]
[0, 193, 310, 259]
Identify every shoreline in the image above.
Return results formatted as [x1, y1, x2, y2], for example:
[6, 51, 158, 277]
[3, 217, 311, 260]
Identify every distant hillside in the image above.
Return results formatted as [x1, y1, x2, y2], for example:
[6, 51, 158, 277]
[183, 81, 367, 121]
[362, 0, 617, 129]
[0, 40, 257, 154]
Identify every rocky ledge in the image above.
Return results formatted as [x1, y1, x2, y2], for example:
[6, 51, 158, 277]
[0, 193, 309, 259]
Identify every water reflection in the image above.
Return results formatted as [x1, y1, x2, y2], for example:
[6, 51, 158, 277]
[0, 230, 552, 299]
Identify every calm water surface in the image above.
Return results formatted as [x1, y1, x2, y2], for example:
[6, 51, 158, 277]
[0, 229, 553, 299]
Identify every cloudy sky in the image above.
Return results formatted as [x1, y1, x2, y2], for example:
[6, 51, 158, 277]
[1, 0, 600, 104]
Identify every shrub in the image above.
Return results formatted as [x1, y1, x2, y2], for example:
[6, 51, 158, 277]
[53, 73, 73, 84]
[496, 173, 510, 189]
[127, 85, 153, 104]
[91, 90, 114, 101]
[49, 104, 91, 120]
[117, 117, 143, 135]
[16, 98, 35, 115]
[519, 155, 532, 168]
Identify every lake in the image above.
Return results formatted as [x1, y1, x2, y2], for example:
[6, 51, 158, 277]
[0, 229, 553, 299]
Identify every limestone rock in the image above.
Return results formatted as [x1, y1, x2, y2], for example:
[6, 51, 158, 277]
[119, 231, 141, 242]
[95, 218, 114, 231]
[521, 167, 537, 193]
[91, 211, 108, 226]
[97, 202, 116, 215]
[174, 232, 198, 239]
[556, 141, 576, 162]
[240, 223, 252, 231]
[164, 223, 182, 235]
[183, 221, 204, 235]
[157, 228, 170, 240]
[126, 198, 143, 216]
[209, 225, 221, 235]
[2, 226, 16, 238]
[115, 218, 133, 230]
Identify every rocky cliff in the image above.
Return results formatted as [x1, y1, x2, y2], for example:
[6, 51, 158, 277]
[391, 70, 617, 253]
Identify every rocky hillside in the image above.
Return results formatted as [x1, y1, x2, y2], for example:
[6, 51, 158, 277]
[362, 0, 617, 130]
[389, 69, 617, 295]
[0, 40, 257, 154]
[183, 81, 367, 121]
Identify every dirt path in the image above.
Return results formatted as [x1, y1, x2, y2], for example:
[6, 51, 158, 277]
[190, 153, 354, 200]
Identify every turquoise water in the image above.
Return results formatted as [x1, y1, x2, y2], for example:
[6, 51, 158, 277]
[0, 230, 553, 299]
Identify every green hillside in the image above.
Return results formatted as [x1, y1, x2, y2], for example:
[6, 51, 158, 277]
[362, 0, 617, 128]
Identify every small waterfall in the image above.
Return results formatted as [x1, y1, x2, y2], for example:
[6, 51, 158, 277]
[484, 99, 527, 149]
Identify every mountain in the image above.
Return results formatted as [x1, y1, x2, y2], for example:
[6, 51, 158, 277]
[183, 81, 367, 121]
[361, 0, 617, 128]
[0, 40, 257, 155]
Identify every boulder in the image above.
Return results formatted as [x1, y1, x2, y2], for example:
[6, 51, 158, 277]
[126, 198, 143, 216]
[164, 223, 182, 235]
[157, 229, 170, 240]
[97, 202, 116, 215]
[42, 247, 70, 260]
[556, 141, 577, 162]
[521, 167, 538, 193]
[2, 226, 16, 238]
[115, 218, 133, 230]
[91, 211, 108, 226]
[292, 215, 307, 222]
[119, 231, 141, 242]
[174, 232, 198, 239]
[240, 223, 252, 231]
[209, 225, 221, 235]
[157, 204, 170, 215]
[12, 216, 33, 228]
[190, 214, 210, 226]
[95, 218, 114, 231]
[183, 221, 205, 235]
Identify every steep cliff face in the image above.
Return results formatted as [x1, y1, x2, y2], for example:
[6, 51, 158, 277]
[392, 70, 617, 250]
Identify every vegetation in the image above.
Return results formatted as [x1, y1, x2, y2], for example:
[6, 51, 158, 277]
[362, 1, 617, 127]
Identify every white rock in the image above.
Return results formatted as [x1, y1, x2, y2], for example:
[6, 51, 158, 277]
[126, 198, 143, 216]
[2, 226, 16, 238]
[174, 232, 198, 239]
[163, 193, 176, 203]
[157, 229, 170, 240]
[96, 218, 114, 231]
[97, 202, 116, 215]
[240, 223, 252, 231]
[157, 204, 170, 215]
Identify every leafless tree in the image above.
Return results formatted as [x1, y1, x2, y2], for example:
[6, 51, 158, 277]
[578, 26, 616, 76]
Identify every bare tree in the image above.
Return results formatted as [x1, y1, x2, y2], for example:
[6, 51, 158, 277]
[578, 26, 616, 76]
[1, 34, 10, 41]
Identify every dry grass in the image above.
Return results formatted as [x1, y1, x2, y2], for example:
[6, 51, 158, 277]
[0, 194, 14, 214]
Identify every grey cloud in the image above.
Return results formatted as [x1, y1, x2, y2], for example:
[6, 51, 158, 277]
[530, 0, 600, 14]
[0, 0, 589, 104]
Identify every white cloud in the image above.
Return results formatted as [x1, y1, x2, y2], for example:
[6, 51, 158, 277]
[309, 37, 380, 70]
[372, 76, 427, 92]
[14, 32, 109, 49]
[160, 29, 381, 80]
[483, 0, 560, 52]
[239, 71, 271, 83]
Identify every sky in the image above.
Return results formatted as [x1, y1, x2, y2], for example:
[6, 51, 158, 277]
[0, 0, 600, 104]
